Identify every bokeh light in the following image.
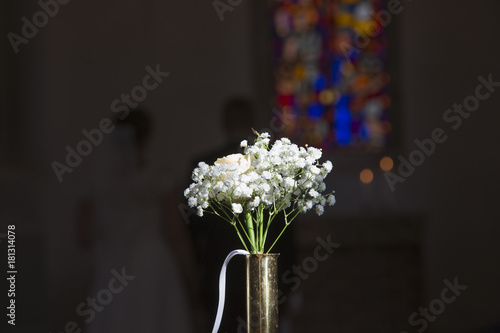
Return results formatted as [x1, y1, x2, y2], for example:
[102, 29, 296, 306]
[379, 156, 394, 171]
[360, 168, 374, 184]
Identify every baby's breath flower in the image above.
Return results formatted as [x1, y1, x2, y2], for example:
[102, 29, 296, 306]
[280, 137, 291, 144]
[323, 160, 333, 173]
[188, 197, 197, 208]
[232, 203, 243, 214]
[309, 189, 319, 198]
[318, 182, 326, 192]
[196, 207, 204, 217]
[310, 165, 320, 175]
[262, 171, 272, 180]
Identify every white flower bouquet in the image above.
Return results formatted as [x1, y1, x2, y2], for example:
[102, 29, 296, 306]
[184, 131, 336, 254]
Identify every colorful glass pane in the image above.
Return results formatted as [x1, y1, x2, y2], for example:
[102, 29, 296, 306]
[271, 0, 391, 152]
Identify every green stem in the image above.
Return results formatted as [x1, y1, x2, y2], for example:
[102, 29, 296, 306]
[266, 215, 290, 254]
[267, 203, 308, 253]
[261, 214, 273, 252]
[245, 210, 257, 253]
[233, 224, 249, 252]
[237, 218, 252, 244]
[259, 207, 264, 252]
[209, 201, 233, 224]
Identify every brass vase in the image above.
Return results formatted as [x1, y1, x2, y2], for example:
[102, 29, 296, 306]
[246, 253, 279, 333]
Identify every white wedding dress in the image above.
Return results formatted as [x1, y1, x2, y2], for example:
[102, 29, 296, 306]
[85, 130, 193, 333]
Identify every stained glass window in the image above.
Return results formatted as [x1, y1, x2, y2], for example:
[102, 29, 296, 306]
[271, 0, 392, 152]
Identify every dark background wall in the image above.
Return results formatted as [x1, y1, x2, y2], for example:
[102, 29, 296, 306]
[1, 0, 499, 332]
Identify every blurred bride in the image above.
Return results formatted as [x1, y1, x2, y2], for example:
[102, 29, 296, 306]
[77, 110, 198, 333]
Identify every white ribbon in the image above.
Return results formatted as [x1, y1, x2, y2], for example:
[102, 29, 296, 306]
[212, 249, 250, 333]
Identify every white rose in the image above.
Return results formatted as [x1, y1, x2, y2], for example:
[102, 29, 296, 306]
[215, 153, 243, 166]
[238, 153, 254, 173]
[215, 153, 253, 174]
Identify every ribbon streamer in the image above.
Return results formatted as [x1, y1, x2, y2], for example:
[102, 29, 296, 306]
[212, 249, 250, 333]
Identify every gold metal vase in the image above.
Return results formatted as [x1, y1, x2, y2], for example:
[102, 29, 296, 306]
[246, 253, 279, 333]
